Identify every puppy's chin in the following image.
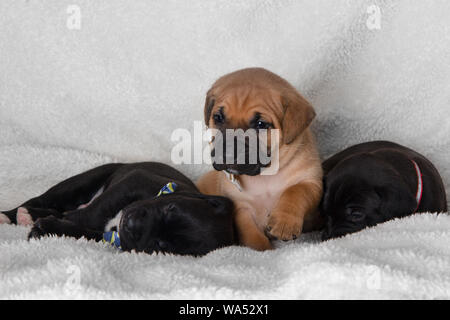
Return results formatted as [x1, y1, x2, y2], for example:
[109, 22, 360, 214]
[212, 163, 262, 176]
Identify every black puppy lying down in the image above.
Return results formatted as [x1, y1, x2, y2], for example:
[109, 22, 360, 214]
[321, 141, 447, 240]
[0, 162, 235, 255]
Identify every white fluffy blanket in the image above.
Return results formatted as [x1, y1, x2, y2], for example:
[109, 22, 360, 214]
[0, 0, 449, 299]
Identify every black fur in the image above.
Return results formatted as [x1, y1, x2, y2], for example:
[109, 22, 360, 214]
[321, 141, 447, 240]
[2, 162, 235, 256]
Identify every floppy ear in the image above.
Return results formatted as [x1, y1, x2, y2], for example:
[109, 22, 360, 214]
[204, 88, 215, 126]
[375, 181, 417, 220]
[281, 90, 316, 144]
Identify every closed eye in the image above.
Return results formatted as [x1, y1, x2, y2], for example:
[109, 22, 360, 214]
[345, 207, 366, 222]
[165, 203, 177, 213]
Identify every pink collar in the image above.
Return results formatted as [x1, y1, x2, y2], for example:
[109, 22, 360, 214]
[411, 160, 423, 213]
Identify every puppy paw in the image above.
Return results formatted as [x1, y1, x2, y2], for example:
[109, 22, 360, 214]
[240, 231, 273, 251]
[250, 238, 273, 251]
[0, 213, 11, 224]
[28, 216, 58, 240]
[265, 210, 303, 241]
[17, 207, 33, 226]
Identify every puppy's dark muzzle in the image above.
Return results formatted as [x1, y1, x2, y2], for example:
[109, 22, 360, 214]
[210, 130, 271, 176]
[119, 208, 146, 251]
[212, 162, 262, 176]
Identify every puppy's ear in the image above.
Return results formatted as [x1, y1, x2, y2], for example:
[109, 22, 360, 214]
[204, 88, 215, 126]
[281, 90, 316, 144]
[375, 181, 417, 220]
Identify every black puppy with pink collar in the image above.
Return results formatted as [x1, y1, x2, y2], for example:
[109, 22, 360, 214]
[321, 141, 447, 240]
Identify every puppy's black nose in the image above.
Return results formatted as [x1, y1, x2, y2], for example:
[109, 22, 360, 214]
[126, 216, 136, 231]
[123, 214, 143, 242]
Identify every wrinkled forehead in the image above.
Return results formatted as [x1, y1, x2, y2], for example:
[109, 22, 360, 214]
[213, 86, 283, 121]
[323, 173, 381, 214]
[324, 174, 367, 205]
[329, 155, 398, 189]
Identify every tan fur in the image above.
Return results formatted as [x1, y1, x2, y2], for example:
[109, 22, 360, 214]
[197, 68, 323, 251]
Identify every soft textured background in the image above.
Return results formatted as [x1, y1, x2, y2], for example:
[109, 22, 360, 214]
[0, 0, 449, 299]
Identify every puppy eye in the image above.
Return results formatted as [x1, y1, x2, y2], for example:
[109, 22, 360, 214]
[213, 110, 225, 124]
[345, 207, 365, 222]
[165, 203, 176, 213]
[254, 120, 271, 130]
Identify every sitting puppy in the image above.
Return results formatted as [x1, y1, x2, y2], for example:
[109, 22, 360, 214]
[321, 141, 447, 240]
[0, 162, 234, 255]
[197, 68, 323, 251]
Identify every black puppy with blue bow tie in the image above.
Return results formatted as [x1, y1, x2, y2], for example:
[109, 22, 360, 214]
[0, 162, 235, 255]
[321, 141, 447, 240]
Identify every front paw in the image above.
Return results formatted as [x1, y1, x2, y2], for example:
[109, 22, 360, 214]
[265, 210, 303, 241]
[17, 207, 33, 226]
[28, 216, 58, 240]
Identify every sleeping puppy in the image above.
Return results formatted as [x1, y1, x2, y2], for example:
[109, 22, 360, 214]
[197, 68, 323, 251]
[321, 141, 447, 240]
[0, 162, 234, 256]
